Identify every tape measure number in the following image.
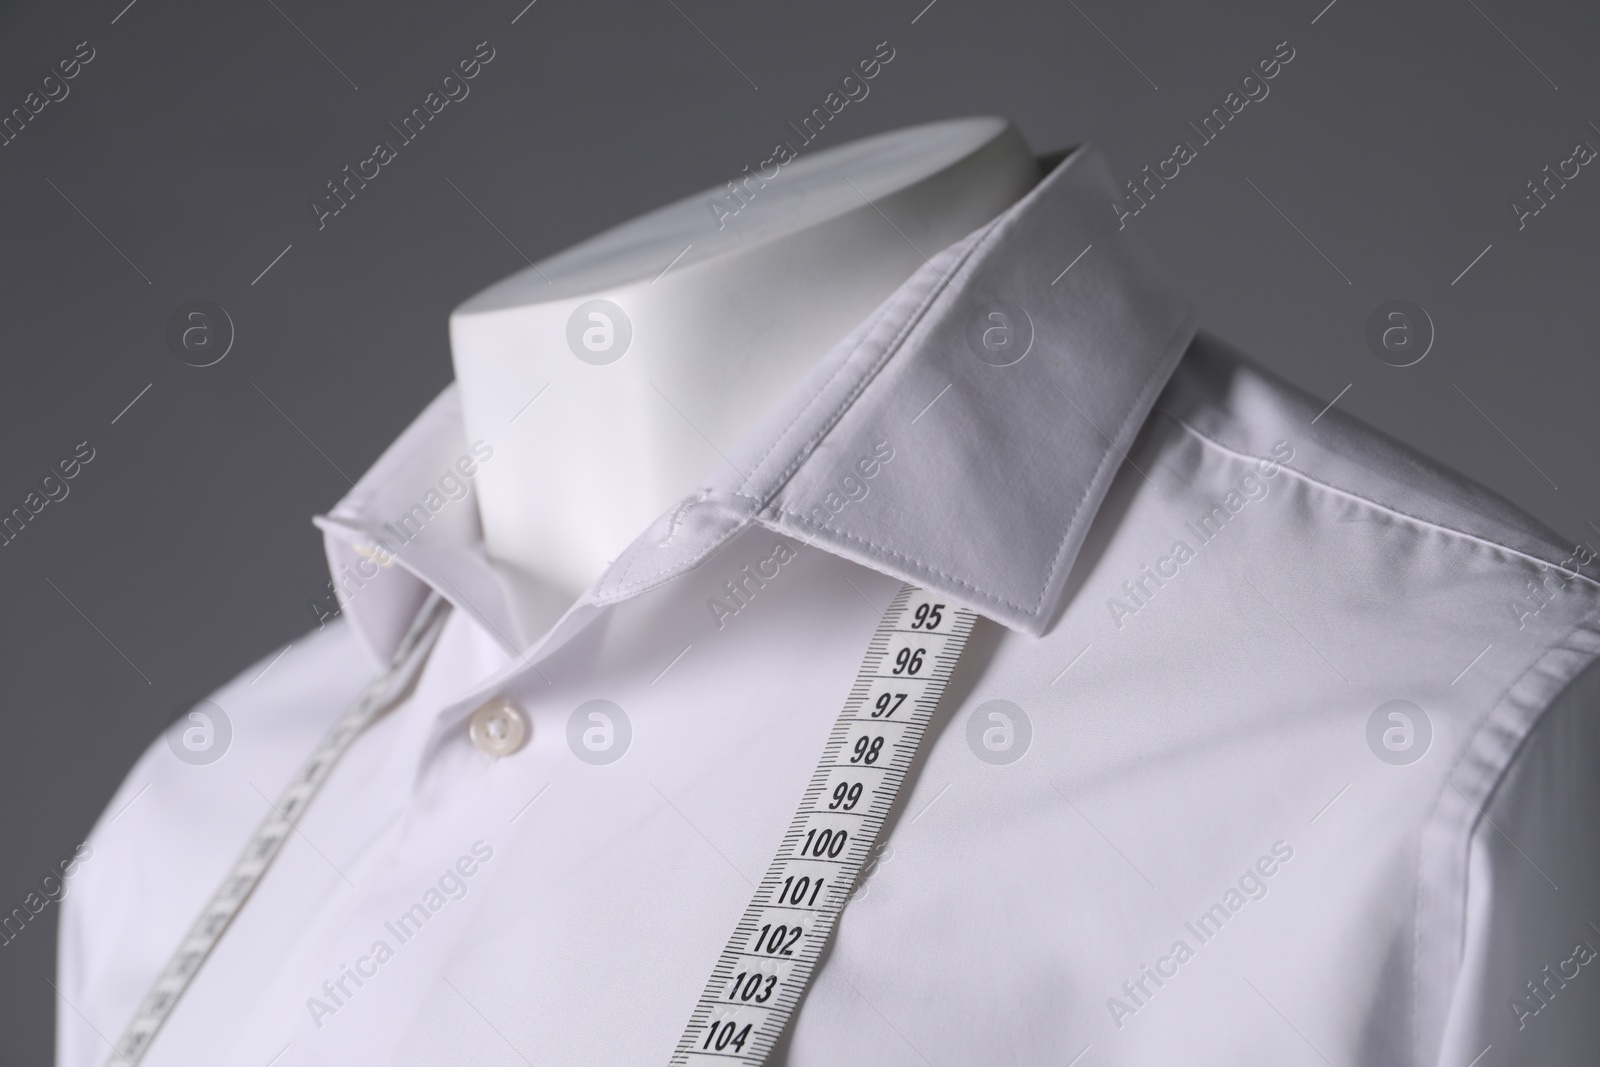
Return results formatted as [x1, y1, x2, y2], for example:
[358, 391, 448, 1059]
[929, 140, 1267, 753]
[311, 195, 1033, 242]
[110, 583, 974, 1067]
[671, 584, 976, 1065]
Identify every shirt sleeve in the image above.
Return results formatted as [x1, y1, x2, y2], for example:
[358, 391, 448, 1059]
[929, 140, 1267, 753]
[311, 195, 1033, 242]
[1436, 652, 1600, 1064]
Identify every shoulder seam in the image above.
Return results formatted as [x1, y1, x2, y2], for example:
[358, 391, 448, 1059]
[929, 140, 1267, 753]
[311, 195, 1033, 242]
[1153, 410, 1600, 593]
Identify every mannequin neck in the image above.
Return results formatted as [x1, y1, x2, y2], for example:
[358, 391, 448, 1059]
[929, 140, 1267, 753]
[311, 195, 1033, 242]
[449, 118, 1038, 636]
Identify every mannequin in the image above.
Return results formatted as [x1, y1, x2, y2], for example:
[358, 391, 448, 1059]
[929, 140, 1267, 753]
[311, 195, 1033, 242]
[449, 116, 1040, 639]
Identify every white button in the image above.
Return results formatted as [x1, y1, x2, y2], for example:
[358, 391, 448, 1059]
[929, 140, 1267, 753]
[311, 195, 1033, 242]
[469, 700, 528, 757]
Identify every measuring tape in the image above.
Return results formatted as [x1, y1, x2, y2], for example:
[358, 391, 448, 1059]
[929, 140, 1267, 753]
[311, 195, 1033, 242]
[670, 583, 976, 1065]
[106, 594, 451, 1067]
[107, 583, 973, 1066]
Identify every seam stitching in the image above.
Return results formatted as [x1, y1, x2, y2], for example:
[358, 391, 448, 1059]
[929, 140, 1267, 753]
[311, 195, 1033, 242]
[1155, 410, 1600, 590]
[1023, 311, 1199, 613]
[1406, 606, 1600, 1063]
[768, 506, 1030, 611]
[606, 221, 1003, 595]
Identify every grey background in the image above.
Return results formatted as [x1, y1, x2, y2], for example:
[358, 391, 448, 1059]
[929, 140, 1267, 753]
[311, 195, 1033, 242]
[2, 0, 1595, 1059]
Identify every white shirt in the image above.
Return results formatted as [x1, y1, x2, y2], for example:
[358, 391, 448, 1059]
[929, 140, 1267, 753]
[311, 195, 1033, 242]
[60, 145, 1600, 1067]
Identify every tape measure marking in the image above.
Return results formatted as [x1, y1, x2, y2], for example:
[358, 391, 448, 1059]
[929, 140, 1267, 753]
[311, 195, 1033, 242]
[106, 594, 451, 1066]
[108, 583, 974, 1067]
[670, 584, 976, 1065]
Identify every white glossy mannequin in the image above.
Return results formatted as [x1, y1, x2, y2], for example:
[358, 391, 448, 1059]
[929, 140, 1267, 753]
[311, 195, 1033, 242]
[449, 116, 1039, 639]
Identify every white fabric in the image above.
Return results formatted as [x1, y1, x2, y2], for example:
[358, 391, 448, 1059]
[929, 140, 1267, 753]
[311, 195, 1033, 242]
[59, 145, 1600, 1067]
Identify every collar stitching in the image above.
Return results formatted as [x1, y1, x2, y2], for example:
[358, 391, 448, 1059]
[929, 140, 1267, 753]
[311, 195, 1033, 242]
[599, 501, 760, 598]
[738, 215, 1004, 505]
[770, 505, 1040, 615]
[603, 215, 1003, 597]
[779, 303, 1197, 619]
[1028, 311, 1200, 609]
[733, 297, 903, 489]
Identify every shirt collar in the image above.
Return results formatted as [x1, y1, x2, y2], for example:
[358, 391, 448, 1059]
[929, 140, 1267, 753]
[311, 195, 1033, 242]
[317, 143, 1196, 665]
